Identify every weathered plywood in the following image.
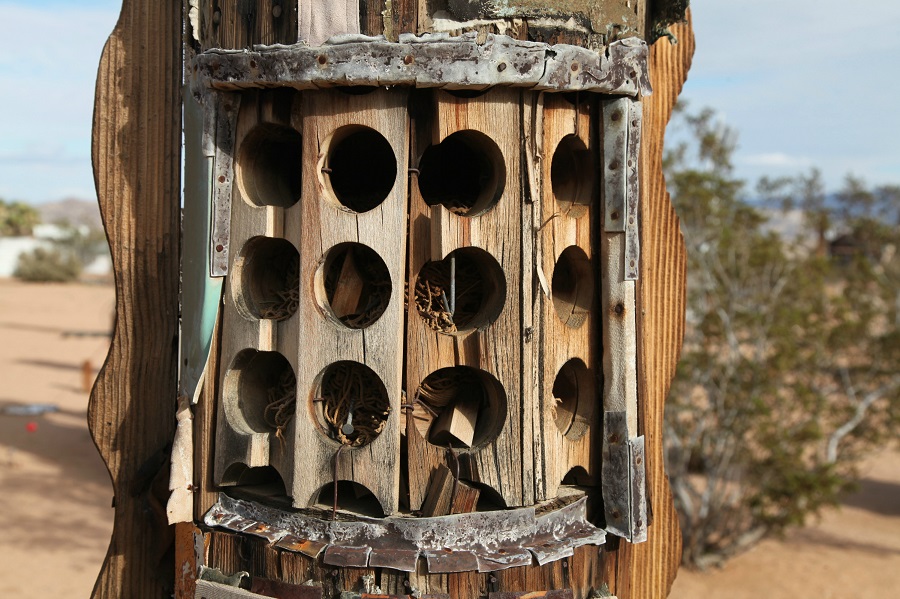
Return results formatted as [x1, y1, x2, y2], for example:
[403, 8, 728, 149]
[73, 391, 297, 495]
[603, 13, 694, 599]
[89, 0, 183, 596]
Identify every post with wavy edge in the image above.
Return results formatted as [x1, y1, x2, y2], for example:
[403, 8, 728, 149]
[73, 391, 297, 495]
[89, 0, 182, 596]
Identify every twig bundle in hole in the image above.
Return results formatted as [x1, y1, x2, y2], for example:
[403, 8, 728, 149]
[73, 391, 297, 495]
[264, 367, 297, 440]
[258, 253, 300, 321]
[320, 362, 390, 447]
[414, 256, 483, 333]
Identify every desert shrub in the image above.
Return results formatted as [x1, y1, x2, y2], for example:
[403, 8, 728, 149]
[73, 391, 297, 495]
[14, 247, 83, 282]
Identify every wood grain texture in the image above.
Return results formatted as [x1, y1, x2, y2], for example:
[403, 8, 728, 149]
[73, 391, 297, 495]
[603, 13, 694, 599]
[199, 0, 299, 50]
[89, 0, 182, 596]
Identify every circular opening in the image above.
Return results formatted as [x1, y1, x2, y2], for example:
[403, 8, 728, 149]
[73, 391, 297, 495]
[413, 247, 506, 334]
[321, 125, 397, 213]
[418, 130, 506, 216]
[411, 366, 507, 450]
[316, 242, 392, 329]
[224, 349, 296, 435]
[237, 123, 302, 208]
[233, 237, 299, 321]
[552, 246, 594, 329]
[312, 361, 390, 447]
[551, 134, 594, 218]
[552, 359, 594, 440]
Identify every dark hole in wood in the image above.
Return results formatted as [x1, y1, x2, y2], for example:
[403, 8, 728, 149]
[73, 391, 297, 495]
[418, 130, 505, 216]
[552, 246, 593, 329]
[315, 481, 386, 517]
[334, 85, 378, 95]
[220, 464, 287, 495]
[324, 125, 396, 213]
[444, 88, 489, 99]
[224, 349, 295, 435]
[234, 236, 299, 321]
[411, 365, 506, 450]
[319, 242, 391, 329]
[237, 123, 302, 208]
[551, 134, 594, 218]
[413, 247, 505, 334]
[553, 358, 593, 440]
[561, 465, 591, 486]
[314, 361, 390, 447]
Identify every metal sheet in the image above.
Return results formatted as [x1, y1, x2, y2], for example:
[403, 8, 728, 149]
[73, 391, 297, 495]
[195, 34, 650, 97]
[476, 548, 534, 572]
[276, 535, 328, 558]
[424, 550, 479, 573]
[602, 98, 628, 233]
[367, 548, 420, 572]
[629, 436, 648, 543]
[624, 100, 642, 280]
[602, 411, 632, 540]
[323, 545, 372, 568]
[209, 92, 240, 277]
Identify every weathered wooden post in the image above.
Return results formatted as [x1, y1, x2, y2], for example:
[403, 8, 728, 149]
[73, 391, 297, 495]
[90, 1, 693, 597]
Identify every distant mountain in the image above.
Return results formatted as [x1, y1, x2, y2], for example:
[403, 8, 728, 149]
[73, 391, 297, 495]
[38, 198, 103, 231]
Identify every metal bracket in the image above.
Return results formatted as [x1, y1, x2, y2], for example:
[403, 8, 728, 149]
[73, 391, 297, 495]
[602, 98, 642, 280]
[624, 101, 642, 280]
[208, 91, 240, 277]
[601, 411, 648, 543]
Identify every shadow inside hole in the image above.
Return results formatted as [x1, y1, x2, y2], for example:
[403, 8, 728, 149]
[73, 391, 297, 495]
[334, 85, 378, 95]
[444, 88, 490, 99]
[553, 358, 593, 441]
[323, 125, 397, 213]
[220, 464, 288, 496]
[314, 481, 386, 518]
[464, 480, 507, 511]
[313, 361, 390, 448]
[237, 123, 302, 208]
[413, 247, 506, 334]
[551, 134, 594, 218]
[552, 246, 594, 329]
[561, 465, 592, 487]
[412, 366, 506, 450]
[319, 242, 392, 329]
[418, 130, 505, 216]
[233, 236, 299, 321]
[223, 349, 296, 435]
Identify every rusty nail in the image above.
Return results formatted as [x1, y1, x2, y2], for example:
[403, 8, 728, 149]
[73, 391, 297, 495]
[630, 260, 636, 267]
[629, 70, 637, 78]
[570, 62, 579, 72]
[404, 54, 414, 65]
[609, 160, 619, 170]
[608, 433, 619, 444]
[611, 211, 619, 220]
[215, 244, 224, 252]
[272, 4, 282, 18]
[615, 303, 624, 315]
[611, 110, 621, 121]
[612, 509, 621, 520]
[632, 120, 638, 127]
[218, 175, 226, 183]
[636, 456, 643, 465]
[317, 55, 327, 65]
[629, 217, 634, 225]
[249, 60, 256, 69]
[497, 62, 507, 72]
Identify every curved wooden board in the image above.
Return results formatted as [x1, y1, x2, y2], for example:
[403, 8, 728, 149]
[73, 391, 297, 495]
[89, 0, 182, 596]
[604, 12, 695, 599]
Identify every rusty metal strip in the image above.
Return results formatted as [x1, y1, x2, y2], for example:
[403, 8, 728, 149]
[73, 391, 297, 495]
[601, 411, 647, 543]
[601, 97, 628, 233]
[204, 493, 606, 573]
[624, 100, 642, 281]
[195, 34, 650, 96]
[209, 92, 240, 277]
[629, 436, 648, 543]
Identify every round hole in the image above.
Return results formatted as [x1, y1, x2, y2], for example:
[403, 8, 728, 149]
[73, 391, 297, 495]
[551, 134, 594, 218]
[552, 359, 594, 440]
[312, 361, 390, 447]
[237, 123, 302, 208]
[232, 237, 299, 321]
[316, 242, 391, 329]
[321, 125, 397, 213]
[413, 247, 506, 335]
[411, 366, 507, 450]
[223, 349, 296, 435]
[552, 246, 593, 329]
[418, 130, 506, 216]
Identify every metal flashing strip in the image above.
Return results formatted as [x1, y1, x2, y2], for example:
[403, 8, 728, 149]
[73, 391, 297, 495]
[203, 493, 606, 573]
[601, 411, 647, 543]
[602, 97, 642, 280]
[624, 100, 642, 281]
[209, 92, 240, 277]
[194, 33, 650, 96]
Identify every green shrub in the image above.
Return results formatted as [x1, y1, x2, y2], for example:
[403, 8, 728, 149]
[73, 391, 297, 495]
[14, 247, 82, 282]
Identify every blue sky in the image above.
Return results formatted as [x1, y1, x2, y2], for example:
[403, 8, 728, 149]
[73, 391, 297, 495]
[1, 0, 898, 204]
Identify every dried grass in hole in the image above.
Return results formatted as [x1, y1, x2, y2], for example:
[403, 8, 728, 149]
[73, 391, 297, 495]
[414, 258, 483, 333]
[257, 252, 299, 321]
[320, 362, 390, 447]
[264, 367, 297, 441]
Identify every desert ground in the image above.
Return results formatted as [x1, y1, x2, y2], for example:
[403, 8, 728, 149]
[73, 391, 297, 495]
[0, 278, 897, 597]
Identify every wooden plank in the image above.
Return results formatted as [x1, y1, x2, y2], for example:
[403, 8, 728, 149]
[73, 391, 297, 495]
[89, 1, 182, 597]
[420, 465, 480, 516]
[292, 88, 408, 514]
[537, 93, 599, 501]
[198, 0, 299, 50]
[603, 13, 694, 599]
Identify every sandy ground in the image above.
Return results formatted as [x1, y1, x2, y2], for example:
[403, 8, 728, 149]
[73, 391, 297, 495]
[0, 278, 897, 598]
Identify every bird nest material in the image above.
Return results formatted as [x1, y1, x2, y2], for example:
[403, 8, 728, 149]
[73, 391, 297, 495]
[265, 367, 297, 440]
[414, 258, 483, 333]
[319, 362, 390, 447]
[257, 254, 300, 321]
